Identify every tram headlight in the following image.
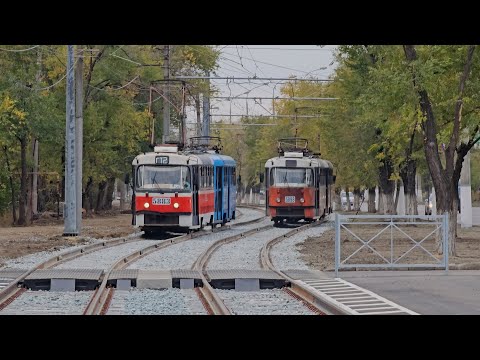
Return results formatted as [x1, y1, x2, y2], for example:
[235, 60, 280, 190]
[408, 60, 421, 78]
[173, 202, 180, 209]
[276, 197, 281, 203]
[144, 202, 150, 209]
[300, 198, 305, 203]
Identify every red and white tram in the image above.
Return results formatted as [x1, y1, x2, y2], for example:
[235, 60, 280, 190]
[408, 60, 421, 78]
[132, 138, 236, 234]
[265, 138, 335, 226]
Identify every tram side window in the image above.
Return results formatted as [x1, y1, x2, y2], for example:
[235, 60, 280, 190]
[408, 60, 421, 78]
[305, 169, 313, 187]
[319, 168, 326, 185]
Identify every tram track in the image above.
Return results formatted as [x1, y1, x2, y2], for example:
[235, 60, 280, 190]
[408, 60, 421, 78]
[0, 206, 265, 314]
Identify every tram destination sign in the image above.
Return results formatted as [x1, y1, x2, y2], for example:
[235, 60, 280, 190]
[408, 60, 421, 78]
[155, 156, 169, 165]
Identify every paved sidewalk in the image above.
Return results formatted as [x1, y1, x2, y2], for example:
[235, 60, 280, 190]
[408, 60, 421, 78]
[328, 270, 480, 315]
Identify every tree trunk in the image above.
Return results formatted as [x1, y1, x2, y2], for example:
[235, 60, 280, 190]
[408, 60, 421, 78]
[383, 191, 395, 215]
[32, 138, 39, 217]
[394, 180, 401, 215]
[333, 187, 341, 211]
[378, 158, 395, 214]
[346, 186, 351, 211]
[17, 137, 28, 225]
[84, 177, 94, 215]
[3, 146, 17, 224]
[105, 177, 116, 210]
[368, 187, 376, 213]
[400, 159, 418, 215]
[447, 197, 458, 255]
[353, 187, 361, 211]
[378, 188, 384, 214]
[95, 181, 107, 212]
[119, 178, 126, 211]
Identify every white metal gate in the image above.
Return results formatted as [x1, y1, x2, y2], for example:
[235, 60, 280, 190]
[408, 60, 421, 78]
[335, 214, 449, 277]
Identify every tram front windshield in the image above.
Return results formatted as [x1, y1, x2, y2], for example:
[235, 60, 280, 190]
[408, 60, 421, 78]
[136, 165, 190, 191]
[271, 168, 313, 187]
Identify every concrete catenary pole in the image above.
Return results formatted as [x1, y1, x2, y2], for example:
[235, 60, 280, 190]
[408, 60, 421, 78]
[162, 45, 170, 144]
[75, 47, 84, 233]
[63, 45, 77, 236]
[202, 72, 210, 138]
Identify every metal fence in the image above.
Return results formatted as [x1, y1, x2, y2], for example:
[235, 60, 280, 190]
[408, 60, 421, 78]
[335, 214, 449, 277]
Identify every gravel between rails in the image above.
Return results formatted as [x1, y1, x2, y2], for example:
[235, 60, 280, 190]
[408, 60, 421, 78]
[0, 238, 103, 270]
[53, 239, 163, 270]
[0, 290, 93, 315]
[107, 289, 207, 315]
[207, 226, 292, 270]
[0, 208, 263, 271]
[127, 218, 273, 270]
[271, 220, 333, 270]
[231, 207, 265, 224]
[216, 289, 315, 315]
[0, 232, 143, 270]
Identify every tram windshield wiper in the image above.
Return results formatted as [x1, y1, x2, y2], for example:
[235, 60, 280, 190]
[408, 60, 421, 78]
[151, 173, 159, 188]
[283, 171, 290, 188]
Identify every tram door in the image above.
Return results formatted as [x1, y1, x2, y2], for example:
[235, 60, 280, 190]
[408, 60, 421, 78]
[320, 168, 326, 215]
[215, 166, 223, 222]
[265, 168, 269, 216]
[325, 169, 330, 215]
[226, 167, 231, 219]
[315, 168, 320, 217]
[191, 166, 199, 226]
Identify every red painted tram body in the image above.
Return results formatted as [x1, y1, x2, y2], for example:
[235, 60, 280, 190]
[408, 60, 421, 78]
[265, 138, 335, 226]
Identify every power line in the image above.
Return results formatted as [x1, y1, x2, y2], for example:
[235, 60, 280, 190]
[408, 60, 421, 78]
[209, 114, 322, 118]
[0, 45, 40, 52]
[174, 76, 332, 82]
[88, 75, 140, 91]
[221, 46, 335, 51]
[186, 122, 278, 126]
[221, 52, 327, 74]
[210, 96, 338, 101]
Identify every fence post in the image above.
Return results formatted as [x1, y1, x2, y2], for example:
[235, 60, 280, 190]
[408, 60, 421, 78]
[335, 213, 340, 278]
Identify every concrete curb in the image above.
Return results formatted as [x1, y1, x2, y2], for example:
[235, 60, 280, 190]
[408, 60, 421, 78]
[325, 262, 480, 271]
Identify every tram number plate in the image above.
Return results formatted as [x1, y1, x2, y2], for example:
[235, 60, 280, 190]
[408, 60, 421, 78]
[285, 196, 295, 203]
[152, 198, 171, 205]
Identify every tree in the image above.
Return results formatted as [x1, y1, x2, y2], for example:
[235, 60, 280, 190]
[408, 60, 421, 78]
[404, 45, 480, 255]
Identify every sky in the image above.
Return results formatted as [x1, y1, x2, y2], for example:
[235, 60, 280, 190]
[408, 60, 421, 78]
[184, 45, 338, 135]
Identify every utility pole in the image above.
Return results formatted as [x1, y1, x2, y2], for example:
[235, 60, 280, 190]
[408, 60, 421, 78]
[63, 45, 77, 236]
[75, 47, 84, 233]
[195, 93, 202, 136]
[162, 45, 170, 144]
[149, 86, 154, 146]
[181, 81, 187, 146]
[202, 72, 210, 138]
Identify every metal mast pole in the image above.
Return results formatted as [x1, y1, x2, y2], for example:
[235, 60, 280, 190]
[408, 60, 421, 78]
[202, 72, 210, 138]
[162, 45, 170, 143]
[75, 47, 84, 233]
[63, 45, 77, 236]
